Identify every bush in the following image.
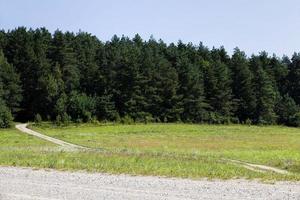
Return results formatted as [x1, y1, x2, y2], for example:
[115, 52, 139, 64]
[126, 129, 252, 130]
[96, 94, 118, 121]
[134, 113, 155, 124]
[115, 113, 121, 123]
[91, 116, 100, 124]
[34, 113, 42, 124]
[61, 112, 71, 125]
[68, 92, 96, 122]
[205, 112, 232, 124]
[144, 115, 155, 124]
[245, 118, 252, 126]
[231, 117, 240, 124]
[289, 112, 300, 127]
[0, 102, 13, 128]
[121, 115, 134, 124]
[54, 113, 71, 126]
[257, 119, 267, 125]
[55, 115, 62, 126]
[275, 94, 300, 126]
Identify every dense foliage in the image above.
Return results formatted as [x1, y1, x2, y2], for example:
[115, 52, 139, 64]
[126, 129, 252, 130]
[1, 27, 300, 126]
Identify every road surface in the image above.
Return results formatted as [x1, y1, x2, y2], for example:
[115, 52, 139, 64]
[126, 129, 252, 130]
[0, 167, 299, 200]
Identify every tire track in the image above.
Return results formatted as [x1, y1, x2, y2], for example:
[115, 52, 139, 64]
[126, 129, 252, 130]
[15, 124, 89, 151]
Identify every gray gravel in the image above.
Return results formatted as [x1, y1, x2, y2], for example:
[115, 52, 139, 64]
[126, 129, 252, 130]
[0, 167, 299, 200]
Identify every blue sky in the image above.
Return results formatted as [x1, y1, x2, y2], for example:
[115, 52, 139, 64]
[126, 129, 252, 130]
[1, 0, 300, 56]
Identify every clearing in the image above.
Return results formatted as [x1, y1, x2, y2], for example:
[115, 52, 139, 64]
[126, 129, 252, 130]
[1, 123, 300, 180]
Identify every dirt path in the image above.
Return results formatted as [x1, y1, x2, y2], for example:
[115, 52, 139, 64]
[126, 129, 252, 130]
[224, 159, 291, 175]
[0, 166, 299, 200]
[15, 124, 88, 151]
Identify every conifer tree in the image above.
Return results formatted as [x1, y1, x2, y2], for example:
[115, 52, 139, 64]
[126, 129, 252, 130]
[230, 48, 256, 122]
[204, 59, 233, 123]
[287, 53, 300, 104]
[0, 50, 22, 115]
[250, 56, 277, 124]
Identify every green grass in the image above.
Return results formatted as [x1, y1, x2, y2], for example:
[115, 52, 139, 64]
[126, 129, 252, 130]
[1, 123, 300, 181]
[0, 127, 55, 149]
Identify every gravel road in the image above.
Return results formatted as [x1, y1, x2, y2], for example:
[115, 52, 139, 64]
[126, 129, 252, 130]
[0, 167, 299, 200]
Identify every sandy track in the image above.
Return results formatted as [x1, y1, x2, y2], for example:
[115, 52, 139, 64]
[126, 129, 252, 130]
[15, 124, 88, 151]
[0, 167, 299, 200]
[223, 159, 291, 175]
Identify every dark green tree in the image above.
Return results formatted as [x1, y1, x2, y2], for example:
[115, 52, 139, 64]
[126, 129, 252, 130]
[287, 53, 300, 105]
[68, 91, 96, 122]
[250, 56, 277, 124]
[204, 59, 233, 123]
[230, 48, 256, 122]
[0, 99, 13, 128]
[0, 50, 22, 115]
[275, 94, 299, 126]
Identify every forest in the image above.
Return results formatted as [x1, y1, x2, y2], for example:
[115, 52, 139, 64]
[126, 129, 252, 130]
[0, 27, 300, 128]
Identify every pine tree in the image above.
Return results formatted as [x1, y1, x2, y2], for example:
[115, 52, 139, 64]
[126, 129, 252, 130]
[0, 30, 7, 49]
[230, 48, 256, 122]
[204, 59, 233, 123]
[275, 94, 299, 126]
[4, 27, 36, 120]
[0, 99, 13, 128]
[250, 56, 277, 124]
[180, 63, 207, 122]
[155, 58, 182, 122]
[170, 43, 207, 123]
[0, 50, 22, 115]
[50, 30, 79, 94]
[73, 32, 100, 95]
[287, 53, 300, 105]
[96, 91, 118, 121]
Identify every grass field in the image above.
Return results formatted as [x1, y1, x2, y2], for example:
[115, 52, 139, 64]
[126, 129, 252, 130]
[1, 123, 300, 180]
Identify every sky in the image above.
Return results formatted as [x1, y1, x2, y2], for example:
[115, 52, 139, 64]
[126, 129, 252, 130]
[1, 0, 300, 57]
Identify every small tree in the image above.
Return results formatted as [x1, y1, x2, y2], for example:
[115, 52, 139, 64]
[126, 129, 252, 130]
[0, 101, 13, 128]
[68, 91, 96, 122]
[55, 115, 62, 126]
[61, 112, 71, 125]
[34, 113, 42, 124]
[275, 94, 299, 126]
[290, 112, 300, 127]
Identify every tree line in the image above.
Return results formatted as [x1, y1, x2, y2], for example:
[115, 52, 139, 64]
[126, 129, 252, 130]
[0, 27, 300, 127]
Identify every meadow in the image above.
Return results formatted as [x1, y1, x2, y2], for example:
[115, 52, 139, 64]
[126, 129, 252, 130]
[1, 123, 300, 181]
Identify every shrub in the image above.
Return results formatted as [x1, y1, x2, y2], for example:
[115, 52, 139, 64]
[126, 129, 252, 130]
[206, 112, 230, 124]
[96, 94, 118, 121]
[34, 113, 42, 124]
[61, 112, 71, 125]
[231, 117, 240, 124]
[68, 92, 96, 122]
[275, 94, 300, 126]
[245, 118, 252, 126]
[290, 112, 300, 127]
[91, 116, 100, 124]
[134, 113, 155, 124]
[55, 115, 62, 126]
[121, 115, 134, 124]
[0, 102, 13, 128]
[54, 113, 71, 126]
[144, 115, 155, 124]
